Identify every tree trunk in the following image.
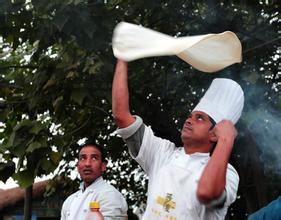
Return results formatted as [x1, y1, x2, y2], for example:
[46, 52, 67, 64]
[24, 184, 33, 220]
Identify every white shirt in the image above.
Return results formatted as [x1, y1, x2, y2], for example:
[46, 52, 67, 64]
[117, 117, 239, 220]
[61, 177, 128, 220]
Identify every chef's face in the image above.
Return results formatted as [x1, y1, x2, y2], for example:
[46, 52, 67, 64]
[181, 111, 214, 146]
[77, 145, 106, 188]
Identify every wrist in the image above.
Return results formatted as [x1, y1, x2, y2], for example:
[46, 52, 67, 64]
[217, 136, 234, 149]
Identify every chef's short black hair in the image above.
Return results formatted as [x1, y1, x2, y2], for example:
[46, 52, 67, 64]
[208, 116, 217, 156]
[209, 116, 216, 130]
[79, 141, 107, 162]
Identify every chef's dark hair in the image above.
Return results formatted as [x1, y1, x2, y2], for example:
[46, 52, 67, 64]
[79, 141, 107, 162]
[209, 116, 217, 156]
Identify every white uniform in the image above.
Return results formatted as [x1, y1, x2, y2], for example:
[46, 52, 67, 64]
[61, 177, 128, 220]
[117, 116, 239, 220]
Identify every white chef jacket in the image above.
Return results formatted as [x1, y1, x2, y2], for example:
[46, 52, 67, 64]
[117, 116, 239, 220]
[61, 177, 128, 220]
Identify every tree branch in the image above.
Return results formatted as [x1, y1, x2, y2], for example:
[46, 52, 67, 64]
[243, 36, 280, 53]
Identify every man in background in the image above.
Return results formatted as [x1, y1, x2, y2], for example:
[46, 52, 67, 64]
[61, 142, 128, 220]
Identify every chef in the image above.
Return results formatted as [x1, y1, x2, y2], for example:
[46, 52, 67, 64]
[112, 59, 244, 219]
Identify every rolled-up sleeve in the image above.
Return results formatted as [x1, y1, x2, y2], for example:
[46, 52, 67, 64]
[116, 115, 143, 139]
[225, 164, 239, 206]
[116, 115, 145, 157]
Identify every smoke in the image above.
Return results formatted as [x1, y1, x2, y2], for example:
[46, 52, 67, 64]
[241, 82, 281, 176]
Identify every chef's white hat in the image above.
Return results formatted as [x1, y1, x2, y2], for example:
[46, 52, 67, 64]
[112, 22, 242, 73]
[192, 78, 244, 124]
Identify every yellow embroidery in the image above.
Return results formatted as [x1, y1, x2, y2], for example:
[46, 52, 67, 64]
[151, 207, 177, 220]
[166, 215, 177, 220]
[156, 193, 176, 212]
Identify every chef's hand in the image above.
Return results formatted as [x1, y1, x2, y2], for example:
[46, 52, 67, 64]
[210, 120, 237, 144]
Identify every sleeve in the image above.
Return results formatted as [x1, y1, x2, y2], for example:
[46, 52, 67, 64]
[205, 190, 227, 209]
[116, 115, 143, 139]
[116, 115, 144, 157]
[61, 195, 73, 220]
[224, 164, 239, 207]
[116, 115, 176, 177]
[61, 201, 66, 220]
[98, 189, 128, 219]
[197, 164, 239, 218]
[200, 164, 239, 210]
[133, 124, 176, 176]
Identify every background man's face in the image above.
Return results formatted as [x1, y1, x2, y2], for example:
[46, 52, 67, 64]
[77, 146, 106, 187]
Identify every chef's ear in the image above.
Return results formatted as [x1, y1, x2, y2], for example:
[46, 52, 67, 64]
[209, 130, 218, 143]
[101, 162, 107, 173]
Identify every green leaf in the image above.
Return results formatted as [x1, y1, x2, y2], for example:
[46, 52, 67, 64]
[0, 109, 9, 121]
[28, 96, 40, 111]
[71, 89, 87, 105]
[50, 151, 61, 165]
[13, 120, 32, 131]
[73, 0, 84, 5]
[30, 122, 45, 135]
[43, 78, 56, 90]
[66, 71, 76, 79]
[6, 131, 16, 148]
[13, 142, 28, 157]
[0, 162, 15, 182]
[26, 141, 42, 153]
[40, 159, 56, 173]
[89, 62, 103, 75]
[13, 170, 34, 188]
[6, 35, 14, 45]
[53, 96, 63, 110]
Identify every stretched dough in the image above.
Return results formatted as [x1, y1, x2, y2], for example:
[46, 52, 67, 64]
[112, 22, 242, 73]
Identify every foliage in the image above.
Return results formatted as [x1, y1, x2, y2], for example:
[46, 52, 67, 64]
[0, 0, 280, 217]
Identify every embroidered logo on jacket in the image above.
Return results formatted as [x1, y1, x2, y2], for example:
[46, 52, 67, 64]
[156, 193, 176, 212]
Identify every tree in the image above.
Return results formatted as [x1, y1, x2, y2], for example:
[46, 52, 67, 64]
[0, 0, 279, 219]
